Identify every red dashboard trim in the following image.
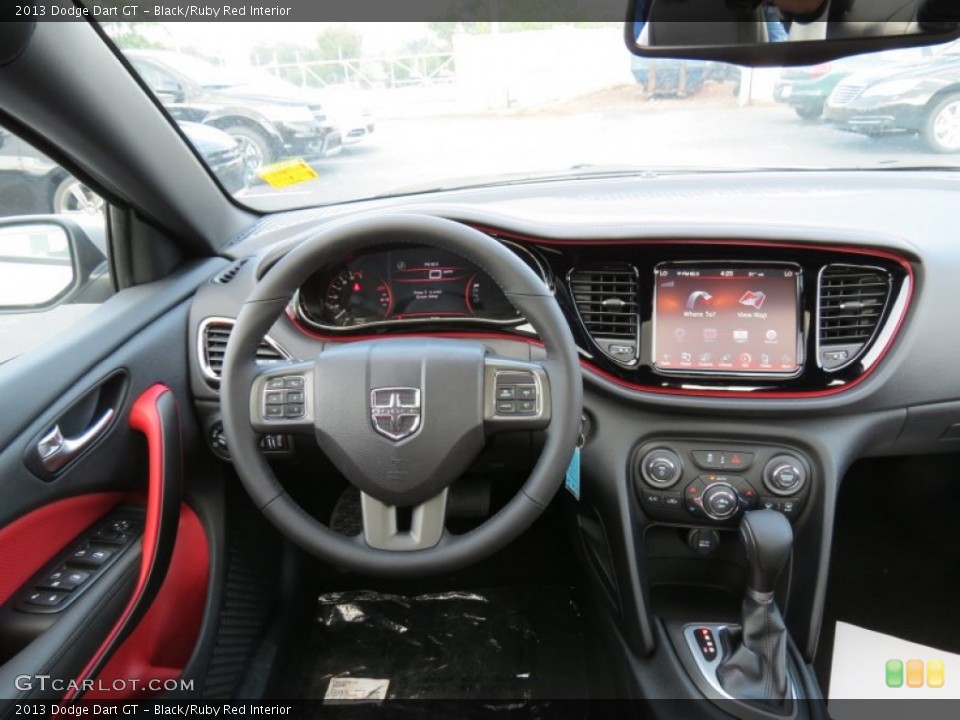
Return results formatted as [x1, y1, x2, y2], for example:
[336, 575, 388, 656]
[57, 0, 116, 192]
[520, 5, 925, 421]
[476, 225, 917, 263]
[285, 234, 915, 399]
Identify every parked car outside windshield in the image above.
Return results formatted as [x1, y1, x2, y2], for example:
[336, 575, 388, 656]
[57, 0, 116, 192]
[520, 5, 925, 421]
[126, 49, 343, 173]
[824, 41, 960, 153]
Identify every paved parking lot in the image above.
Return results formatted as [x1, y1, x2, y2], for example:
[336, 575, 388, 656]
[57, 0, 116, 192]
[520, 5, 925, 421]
[242, 89, 954, 211]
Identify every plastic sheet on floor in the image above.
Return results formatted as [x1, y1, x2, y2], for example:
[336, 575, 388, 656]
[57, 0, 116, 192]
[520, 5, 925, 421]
[290, 586, 589, 704]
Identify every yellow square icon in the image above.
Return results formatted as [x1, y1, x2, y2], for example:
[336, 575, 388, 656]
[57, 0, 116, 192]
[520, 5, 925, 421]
[927, 660, 945, 688]
[906, 659, 924, 688]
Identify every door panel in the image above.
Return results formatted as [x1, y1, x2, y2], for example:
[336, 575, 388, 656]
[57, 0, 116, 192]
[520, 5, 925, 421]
[85, 505, 209, 701]
[0, 259, 223, 703]
[0, 493, 126, 607]
[0, 259, 221, 525]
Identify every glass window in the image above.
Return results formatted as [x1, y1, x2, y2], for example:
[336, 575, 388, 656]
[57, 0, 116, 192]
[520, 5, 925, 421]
[0, 122, 113, 363]
[102, 23, 960, 213]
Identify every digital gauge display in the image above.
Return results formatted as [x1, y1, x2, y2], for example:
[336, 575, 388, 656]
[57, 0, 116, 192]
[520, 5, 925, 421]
[298, 246, 532, 329]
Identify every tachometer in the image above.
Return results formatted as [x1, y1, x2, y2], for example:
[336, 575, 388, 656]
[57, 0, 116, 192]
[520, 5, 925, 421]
[296, 243, 542, 332]
[323, 269, 393, 326]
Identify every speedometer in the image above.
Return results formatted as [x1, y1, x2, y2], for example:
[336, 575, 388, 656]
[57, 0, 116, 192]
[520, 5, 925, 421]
[323, 269, 393, 326]
[297, 243, 543, 332]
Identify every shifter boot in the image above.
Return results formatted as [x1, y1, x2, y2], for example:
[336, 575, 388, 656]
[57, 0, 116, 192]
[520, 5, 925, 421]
[717, 593, 789, 704]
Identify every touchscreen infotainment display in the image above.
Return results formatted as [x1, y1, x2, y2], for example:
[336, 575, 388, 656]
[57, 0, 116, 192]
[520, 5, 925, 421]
[653, 265, 801, 375]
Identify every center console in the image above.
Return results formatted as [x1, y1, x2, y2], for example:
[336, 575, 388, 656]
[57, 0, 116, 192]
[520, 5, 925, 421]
[571, 425, 829, 717]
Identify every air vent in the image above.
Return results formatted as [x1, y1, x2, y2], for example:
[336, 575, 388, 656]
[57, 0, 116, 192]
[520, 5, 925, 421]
[818, 265, 892, 370]
[199, 318, 287, 386]
[569, 265, 639, 365]
[213, 258, 250, 285]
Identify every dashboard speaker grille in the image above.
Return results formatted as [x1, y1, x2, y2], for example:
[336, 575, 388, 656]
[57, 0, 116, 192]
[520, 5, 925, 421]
[213, 258, 249, 285]
[569, 264, 639, 365]
[818, 265, 891, 370]
[200, 319, 287, 386]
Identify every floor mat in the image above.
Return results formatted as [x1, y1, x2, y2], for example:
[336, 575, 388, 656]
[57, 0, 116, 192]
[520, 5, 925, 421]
[286, 586, 588, 701]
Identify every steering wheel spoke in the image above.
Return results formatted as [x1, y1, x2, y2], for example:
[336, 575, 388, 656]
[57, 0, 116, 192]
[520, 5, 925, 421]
[483, 355, 551, 433]
[360, 489, 449, 551]
[248, 360, 317, 435]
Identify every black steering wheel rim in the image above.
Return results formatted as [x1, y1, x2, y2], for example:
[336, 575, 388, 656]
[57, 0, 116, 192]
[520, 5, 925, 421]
[221, 214, 583, 576]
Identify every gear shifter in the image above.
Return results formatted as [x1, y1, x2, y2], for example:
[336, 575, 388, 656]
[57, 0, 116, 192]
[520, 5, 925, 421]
[716, 509, 793, 706]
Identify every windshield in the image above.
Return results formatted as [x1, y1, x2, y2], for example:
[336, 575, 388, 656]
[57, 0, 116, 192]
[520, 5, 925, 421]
[102, 22, 960, 212]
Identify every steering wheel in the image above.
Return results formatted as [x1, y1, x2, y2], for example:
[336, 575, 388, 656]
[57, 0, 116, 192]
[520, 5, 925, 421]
[221, 214, 583, 576]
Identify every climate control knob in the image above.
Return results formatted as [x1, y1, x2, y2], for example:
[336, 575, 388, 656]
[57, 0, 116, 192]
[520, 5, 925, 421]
[702, 483, 740, 521]
[763, 455, 807, 497]
[639, 448, 683, 489]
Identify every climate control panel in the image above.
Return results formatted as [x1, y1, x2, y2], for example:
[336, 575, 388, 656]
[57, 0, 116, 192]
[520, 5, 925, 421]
[633, 440, 812, 525]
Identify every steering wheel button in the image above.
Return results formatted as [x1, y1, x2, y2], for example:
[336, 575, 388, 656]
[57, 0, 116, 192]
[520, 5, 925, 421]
[266, 378, 284, 390]
[496, 400, 516, 414]
[285, 404, 305, 418]
[283, 376, 305, 389]
[518, 400, 537, 414]
[265, 391, 285, 405]
[264, 405, 284, 419]
[496, 386, 516, 400]
[517, 385, 537, 400]
[286, 390, 305, 404]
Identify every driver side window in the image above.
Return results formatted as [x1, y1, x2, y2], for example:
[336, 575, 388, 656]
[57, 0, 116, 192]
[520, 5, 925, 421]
[0, 121, 113, 362]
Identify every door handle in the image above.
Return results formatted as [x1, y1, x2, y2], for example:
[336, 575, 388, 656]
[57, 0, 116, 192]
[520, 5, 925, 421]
[37, 408, 115, 473]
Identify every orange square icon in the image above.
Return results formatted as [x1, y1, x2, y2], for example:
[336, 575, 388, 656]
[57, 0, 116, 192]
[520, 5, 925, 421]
[906, 659, 924, 688]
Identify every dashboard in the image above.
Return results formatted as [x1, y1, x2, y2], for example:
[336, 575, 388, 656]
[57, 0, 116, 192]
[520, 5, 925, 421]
[184, 170, 959, 678]
[278, 232, 911, 397]
[185, 169, 959, 420]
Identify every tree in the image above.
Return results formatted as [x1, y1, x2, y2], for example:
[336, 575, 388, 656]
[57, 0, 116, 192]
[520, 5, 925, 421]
[250, 42, 323, 85]
[98, 22, 168, 50]
[315, 25, 363, 61]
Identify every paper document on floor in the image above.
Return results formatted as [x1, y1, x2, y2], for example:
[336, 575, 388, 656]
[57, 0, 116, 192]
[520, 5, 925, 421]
[830, 620, 959, 707]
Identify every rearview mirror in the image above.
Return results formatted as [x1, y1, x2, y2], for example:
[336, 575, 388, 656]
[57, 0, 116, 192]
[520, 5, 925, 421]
[626, 0, 960, 66]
